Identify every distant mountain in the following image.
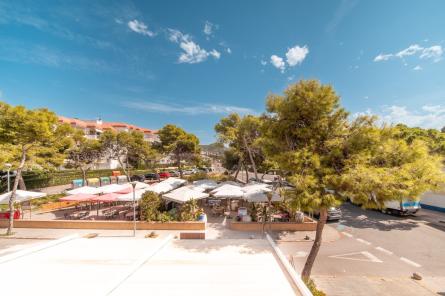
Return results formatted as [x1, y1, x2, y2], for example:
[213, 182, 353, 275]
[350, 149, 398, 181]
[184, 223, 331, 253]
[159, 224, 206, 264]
[200, 142, 226, 156]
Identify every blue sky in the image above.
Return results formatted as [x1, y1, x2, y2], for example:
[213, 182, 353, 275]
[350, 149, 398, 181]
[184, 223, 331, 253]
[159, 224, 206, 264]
[1, 0, 445, 143]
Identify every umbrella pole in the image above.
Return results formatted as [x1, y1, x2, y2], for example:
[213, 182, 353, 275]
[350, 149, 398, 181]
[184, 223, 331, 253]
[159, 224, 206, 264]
[97, 202, 99, 216]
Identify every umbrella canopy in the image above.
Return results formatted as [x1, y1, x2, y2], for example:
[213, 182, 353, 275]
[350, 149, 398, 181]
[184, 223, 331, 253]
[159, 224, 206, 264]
[210, 184, 242, 195]
[147, 177, 187, 194]
[116, 189, 147, 202]
[211, 185, 245, 199]
[162, 186, 209, 204]
[193, 179, 218, 191]
[242, 184, 272, 193]
[66, 186, 102, 195]
[59, 194, 97, 202]
[0, 190, 47, 204]
[91, 193, 120, 202]
[114, 181, 151, 194]
[98, 184, 127, 194]
[243, 190, 282, 203]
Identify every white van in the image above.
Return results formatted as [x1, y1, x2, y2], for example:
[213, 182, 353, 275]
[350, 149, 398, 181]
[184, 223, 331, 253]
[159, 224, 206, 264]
[382, 199, 420, 215]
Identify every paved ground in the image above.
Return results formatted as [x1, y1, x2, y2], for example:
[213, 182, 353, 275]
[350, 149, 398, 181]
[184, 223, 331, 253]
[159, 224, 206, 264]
[279, 203, 445, 296]
[0, 234, 299, 296]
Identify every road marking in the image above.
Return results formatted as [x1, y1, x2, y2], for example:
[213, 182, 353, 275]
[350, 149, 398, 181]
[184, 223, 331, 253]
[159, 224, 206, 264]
[400, 257, 421, 268]
[342, 232, 353, 238]
[329, 251, 382, 263]
[356, 238, 371, 245]
[375, 246, 393, 255]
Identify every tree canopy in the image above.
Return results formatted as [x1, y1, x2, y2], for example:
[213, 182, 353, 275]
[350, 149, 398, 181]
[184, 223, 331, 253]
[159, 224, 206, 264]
[157, 124, 200, 177]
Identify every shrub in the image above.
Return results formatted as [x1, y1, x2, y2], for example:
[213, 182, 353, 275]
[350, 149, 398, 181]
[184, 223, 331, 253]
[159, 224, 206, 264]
[139, 191, 162, 221]
[304, 279, 326, 296]
[184, 172, 208, 182]
[179, 199, 199, 221]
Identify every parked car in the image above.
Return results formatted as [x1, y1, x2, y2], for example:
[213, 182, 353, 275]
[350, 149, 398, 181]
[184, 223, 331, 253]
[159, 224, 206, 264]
[159, 171, 171, 179]
[312, 207, 342, 221]
[169, 170, 180, 177]
[382, 199, 420, 215]
[144, 173, 160, 180]
[182, 169, 193, 175]
[130, 174, 145, 182]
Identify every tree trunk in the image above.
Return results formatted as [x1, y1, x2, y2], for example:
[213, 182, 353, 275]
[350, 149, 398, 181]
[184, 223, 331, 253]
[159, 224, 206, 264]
[18, 175, 26, 190]
[7, 149, 26, 235]
[80, 167, 87, 186]
[244, 163, 249, 184]
[233, 159, 242, 180]
[177, 154, 183, 178]
[301, 208, 327, 282]
[243, 135, 258, 181]
[117, 156, 130, 181]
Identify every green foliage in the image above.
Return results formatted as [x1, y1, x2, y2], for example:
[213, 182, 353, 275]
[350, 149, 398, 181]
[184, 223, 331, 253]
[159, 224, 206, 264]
[66, 130, 103, 179]
[184, 172, 208, 182]
[30, 194, 64, 208]
[157, 124, 200, 176]
[100, 130, 158, 178]
[394, 124, 445, 157]
[139, 191, 162, 221]
[304, 279, 326, 296]
[179, 199, 199, 221]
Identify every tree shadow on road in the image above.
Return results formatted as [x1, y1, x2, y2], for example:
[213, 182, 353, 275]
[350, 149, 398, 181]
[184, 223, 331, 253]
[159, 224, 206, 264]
[338, 203, 420, 231]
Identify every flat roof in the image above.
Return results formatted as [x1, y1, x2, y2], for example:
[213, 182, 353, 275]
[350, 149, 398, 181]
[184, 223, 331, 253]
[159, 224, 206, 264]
[0, 235, 299, 296]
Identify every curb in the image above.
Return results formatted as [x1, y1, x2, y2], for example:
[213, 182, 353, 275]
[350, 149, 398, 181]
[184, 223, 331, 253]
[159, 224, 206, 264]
[266, 233, 313, 296]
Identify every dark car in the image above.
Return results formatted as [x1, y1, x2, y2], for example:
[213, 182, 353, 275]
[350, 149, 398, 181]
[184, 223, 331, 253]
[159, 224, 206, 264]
[130, 174, 145, 182]
[144, 173, 160, 180]
[159, 171, 171, 179]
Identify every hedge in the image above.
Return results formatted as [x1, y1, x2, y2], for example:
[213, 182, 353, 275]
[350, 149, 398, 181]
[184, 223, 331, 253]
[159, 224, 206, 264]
[1, 169, 154, 191]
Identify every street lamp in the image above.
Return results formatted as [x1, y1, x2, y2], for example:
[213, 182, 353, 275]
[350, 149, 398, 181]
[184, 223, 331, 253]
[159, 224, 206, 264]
[5, 163, 12, 192]
[266, 192, 273, 233]
[130, 181, 137, 237]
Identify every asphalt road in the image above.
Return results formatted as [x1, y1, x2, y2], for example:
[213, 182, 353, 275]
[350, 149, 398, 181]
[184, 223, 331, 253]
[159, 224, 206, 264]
[278, 203, 445, 296]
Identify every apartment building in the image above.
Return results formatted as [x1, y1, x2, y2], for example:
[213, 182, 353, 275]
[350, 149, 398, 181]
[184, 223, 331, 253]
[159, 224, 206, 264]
[58, 116, 159, 142]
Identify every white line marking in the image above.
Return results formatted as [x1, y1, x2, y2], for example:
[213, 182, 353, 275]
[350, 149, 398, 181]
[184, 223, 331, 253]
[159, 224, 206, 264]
[400, 257, 421, 268]
[342, 232, 353, 238]
[106, 234, 173, 295]
[356, 238, 371, 245]
[375, 246, 393, 255]
[0, 234, 78, 264]
[329, 251, 382, 263]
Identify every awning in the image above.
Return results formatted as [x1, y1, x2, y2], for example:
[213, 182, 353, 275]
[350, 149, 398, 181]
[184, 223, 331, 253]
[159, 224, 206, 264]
[59, 194, 97, 202]
[242, 184, 272, 193]
[162, 186, 209, 204]
[66, 186, 102, 195]
[210, 184, 242, 195]
[243, 190, 282, 203]
[0, 190, 47, 204]
[98, 184, 127, 194]
[113, 182, 151, 194]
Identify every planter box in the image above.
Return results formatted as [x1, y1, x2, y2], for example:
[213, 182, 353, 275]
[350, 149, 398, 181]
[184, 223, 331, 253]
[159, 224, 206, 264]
[0, 219, 205, 231]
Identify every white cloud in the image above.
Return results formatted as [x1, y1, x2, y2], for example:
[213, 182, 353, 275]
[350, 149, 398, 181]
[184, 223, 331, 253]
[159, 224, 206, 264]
[168, 29, 220, 64]
[260, 60, 267, 66]
[226, 48, 232, 54]
[395, 44, 423, 58]
[374, 53, 393, 62]
[127, 19, 155, 37]
[209, 49, 221, 59]
[374, 44, 443, 63]
[285, 45, 309, 66]
[420, 45, 443, 62]
[124, 101, 255, 115]
[203, 21, 217, 38]
[413, 65, 422, 71]
[270, 55, 285, 72]
[356, 105, 445, 129]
